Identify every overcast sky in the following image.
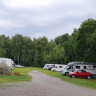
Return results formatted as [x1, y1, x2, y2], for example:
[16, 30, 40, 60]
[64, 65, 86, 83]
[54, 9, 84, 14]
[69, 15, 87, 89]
[0, 0, 96, 40]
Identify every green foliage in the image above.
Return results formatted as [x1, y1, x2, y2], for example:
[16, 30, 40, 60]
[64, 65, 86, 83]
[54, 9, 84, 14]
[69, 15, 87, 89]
[55, 33, 69, 45]
[0, 67, 32, 83]
[0, 19, 96, 66]
[44, 44, 65, 64]
[75, 19, 96, 62]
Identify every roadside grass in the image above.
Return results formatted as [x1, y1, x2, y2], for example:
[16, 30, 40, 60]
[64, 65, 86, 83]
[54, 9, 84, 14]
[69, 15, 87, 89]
[33, 68, 96, 90]
[1, 67, 96, 90]
[0, 67, 32, 83]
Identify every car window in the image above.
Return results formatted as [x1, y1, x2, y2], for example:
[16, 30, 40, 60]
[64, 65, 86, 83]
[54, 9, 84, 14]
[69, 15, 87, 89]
[67, 66, 71, 69]
[82, 70, 86, 73]
[77, 70, 82, 73]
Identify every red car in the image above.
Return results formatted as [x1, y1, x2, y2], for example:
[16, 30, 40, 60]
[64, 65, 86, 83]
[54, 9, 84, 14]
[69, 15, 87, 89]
[69, 69, 93, 79]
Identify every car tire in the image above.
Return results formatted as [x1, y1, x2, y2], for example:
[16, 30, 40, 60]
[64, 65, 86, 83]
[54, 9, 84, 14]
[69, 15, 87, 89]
[71, 75, 76, 78]
[87, 75, 91, 79]
[53, 69, 56, 72]
[65, 72, 69, 76]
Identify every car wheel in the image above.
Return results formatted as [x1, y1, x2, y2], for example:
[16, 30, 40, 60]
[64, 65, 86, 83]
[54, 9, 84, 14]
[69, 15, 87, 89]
[87, 75, 91, 79]
[65, 72, 69, 76]
[71, 75, 76, 78]
[53, 69, 56, 72]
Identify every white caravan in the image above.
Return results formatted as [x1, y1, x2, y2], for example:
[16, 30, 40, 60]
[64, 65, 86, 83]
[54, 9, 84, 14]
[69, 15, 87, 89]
[51, 64, 67, 71]
[0, 58, 15, 69]
[43, 64, 55, 70]
[62, 62, 96, 76]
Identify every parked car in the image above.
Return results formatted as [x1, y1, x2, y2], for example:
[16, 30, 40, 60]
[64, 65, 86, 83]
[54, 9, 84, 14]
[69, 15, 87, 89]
[61, 62, 96, 76]
[43, 64, 55, 70]
[15, 65, 24, 68]
[51, 65, 66, 71]
[69, 69, 93, 79]
[48, 65, 55, 70]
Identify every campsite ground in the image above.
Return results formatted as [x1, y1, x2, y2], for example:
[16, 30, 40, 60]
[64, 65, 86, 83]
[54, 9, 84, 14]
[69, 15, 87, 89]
[0, 70, 96, 96]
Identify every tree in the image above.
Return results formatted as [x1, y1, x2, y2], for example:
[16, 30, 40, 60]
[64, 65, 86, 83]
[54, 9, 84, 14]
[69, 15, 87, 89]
[54, 33, 69, 45]
[0, 35, 11, 57]
[75, 19, 96, 62]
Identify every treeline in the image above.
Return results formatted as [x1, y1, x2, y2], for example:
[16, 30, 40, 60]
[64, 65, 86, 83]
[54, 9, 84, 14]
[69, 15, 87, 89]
[0, 19, 96, 67]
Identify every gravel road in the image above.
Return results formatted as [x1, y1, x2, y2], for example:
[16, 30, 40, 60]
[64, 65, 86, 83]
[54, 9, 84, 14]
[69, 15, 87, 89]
[0, 70, 96, 96]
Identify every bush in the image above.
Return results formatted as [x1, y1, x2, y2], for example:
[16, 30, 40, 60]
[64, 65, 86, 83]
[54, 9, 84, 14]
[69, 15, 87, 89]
[0, 62, 12, 75]
[13, 71, 20, 76]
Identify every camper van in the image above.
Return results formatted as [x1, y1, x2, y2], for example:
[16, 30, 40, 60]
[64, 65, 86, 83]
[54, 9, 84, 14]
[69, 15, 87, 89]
[61, 62, 96, 76]
[0, 58, 15, 69]
[51, 64, 67, 71]
[43, 64, 55, 70]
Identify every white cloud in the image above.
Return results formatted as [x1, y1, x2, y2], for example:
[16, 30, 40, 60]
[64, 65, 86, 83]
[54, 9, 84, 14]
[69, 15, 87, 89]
[2, 0, 55, 8]
[0, 19, 25, 29]
[31, 22, 80, 40]
[0, 0, 96, 40]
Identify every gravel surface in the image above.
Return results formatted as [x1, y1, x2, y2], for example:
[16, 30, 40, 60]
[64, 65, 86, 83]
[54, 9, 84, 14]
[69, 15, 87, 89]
[0, 70, 96, 96]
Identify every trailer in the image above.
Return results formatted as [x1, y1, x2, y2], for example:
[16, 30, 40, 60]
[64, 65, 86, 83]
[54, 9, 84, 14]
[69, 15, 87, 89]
[61, 62, 96, 76]
[51, 64, 67, 71]
[43, 64, 55, 70]
[0, 58, 15, 69]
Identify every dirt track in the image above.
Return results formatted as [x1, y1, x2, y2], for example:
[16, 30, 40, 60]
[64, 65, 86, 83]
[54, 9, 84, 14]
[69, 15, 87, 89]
[0, 70, 96, 96]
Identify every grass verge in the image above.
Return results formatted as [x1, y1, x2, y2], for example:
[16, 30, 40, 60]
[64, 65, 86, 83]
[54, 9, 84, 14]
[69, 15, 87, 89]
[1, 67, 96, 90]
[0, 67, 32, 83]
[33, 68, 96, 90]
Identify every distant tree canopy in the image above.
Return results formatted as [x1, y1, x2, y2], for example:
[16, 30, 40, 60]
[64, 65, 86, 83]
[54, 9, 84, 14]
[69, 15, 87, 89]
[0, 19, 96, 67]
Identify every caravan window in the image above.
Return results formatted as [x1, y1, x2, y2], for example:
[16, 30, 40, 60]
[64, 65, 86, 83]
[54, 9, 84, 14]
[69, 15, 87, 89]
[87, 66, 91, 69]
[88, 66, 91, 68]
[84, 66, 86, 69]
[76, 66, 80, 69]
[93, 66, 96, 68]
[59, 66, 63, 68]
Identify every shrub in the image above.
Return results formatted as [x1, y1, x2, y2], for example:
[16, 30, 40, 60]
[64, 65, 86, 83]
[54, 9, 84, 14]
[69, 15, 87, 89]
[0, 62, 12, 75]
[13, 71, 20, 76]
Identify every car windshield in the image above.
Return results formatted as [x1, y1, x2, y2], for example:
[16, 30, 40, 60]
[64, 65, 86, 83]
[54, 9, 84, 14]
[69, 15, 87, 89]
[67, 66, 71, 69]
[64, 65, 71, 69]
[50, 65, 55, 68]
[77, 70, 86, 73]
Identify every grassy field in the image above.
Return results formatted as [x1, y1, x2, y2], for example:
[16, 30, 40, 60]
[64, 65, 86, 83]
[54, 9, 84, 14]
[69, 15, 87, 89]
[0, 67, 32, 83]
[0, 67, 96, 90]
[32, 68, 96, 90]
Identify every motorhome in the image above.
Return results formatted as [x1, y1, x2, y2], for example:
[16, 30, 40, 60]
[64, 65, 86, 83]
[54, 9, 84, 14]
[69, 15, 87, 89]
[0, 58, 15, 69]
[51, 64, 67, 71]
[61, 62, 96, 76]
[43, 64, 55, 70]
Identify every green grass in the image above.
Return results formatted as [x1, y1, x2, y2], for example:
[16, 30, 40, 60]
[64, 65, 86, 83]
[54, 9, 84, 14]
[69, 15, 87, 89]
[1, 67, 96, 90]
[32, 68, 96, 90]
[0, 67, 32, 83]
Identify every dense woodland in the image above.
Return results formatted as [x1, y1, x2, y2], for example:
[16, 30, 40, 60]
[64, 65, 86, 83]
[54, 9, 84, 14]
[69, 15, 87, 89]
[0, 19, 96, 67]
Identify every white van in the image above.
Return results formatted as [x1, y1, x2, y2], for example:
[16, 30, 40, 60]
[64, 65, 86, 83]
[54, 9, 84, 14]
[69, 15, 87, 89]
[43, 64, 55, 70]
[61, 62, 96, 76]
[0, 58, 15, 69]
[51, 64, 67, 71]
